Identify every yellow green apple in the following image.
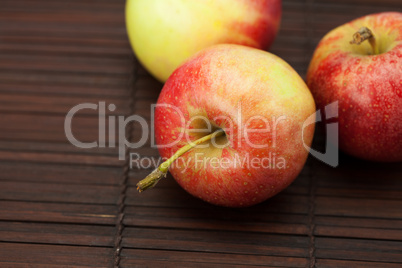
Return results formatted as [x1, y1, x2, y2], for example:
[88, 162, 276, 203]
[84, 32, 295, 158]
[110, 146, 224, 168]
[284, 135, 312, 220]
[126, 0, 281, 82]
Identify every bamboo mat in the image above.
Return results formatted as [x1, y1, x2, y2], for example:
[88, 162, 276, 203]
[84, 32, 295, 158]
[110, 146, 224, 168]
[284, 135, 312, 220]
[0, 0, 401, 267]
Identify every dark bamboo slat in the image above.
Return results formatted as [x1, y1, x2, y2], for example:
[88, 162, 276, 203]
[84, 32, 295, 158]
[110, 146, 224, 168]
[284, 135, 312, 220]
[0, 151, 123, 166]
[0, 201, 117, 225]
[0, 242, 113, 267]
[122, 228, 309, 257]
[315, 259, 402, 268]
[121, 248, 309, 268]
[0, 221, 115, 246]
[0, 82, 130, 98]
[0, 93, 130, 115]
[0, 162, 123, 185]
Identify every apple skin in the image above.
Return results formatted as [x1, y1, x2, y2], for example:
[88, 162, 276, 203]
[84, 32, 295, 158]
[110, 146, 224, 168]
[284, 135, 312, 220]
[306, 12, 402, 162]
[154, 44, 315, 207]
[126, 0, 281, 82]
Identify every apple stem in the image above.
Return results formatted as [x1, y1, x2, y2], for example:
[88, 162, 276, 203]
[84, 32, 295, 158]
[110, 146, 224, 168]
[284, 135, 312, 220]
[136, 129, 225, 192]
[350, 26, 379, 55]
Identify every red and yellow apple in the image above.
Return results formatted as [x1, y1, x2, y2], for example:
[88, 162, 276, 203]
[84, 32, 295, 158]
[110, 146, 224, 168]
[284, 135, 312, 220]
[307, 12, 402, 162]
[126, 0, 281, 82]
[139, 44, 315, 207]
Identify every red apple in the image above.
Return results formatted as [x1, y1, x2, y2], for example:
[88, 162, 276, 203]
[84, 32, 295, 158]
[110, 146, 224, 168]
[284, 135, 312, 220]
[307, 12, 402, 162]
[126, 0, 281, 82]
[138, 44, 315, 207]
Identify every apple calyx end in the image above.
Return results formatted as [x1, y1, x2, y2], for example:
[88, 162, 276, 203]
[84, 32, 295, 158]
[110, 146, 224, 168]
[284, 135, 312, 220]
[136, 168, 167, 193]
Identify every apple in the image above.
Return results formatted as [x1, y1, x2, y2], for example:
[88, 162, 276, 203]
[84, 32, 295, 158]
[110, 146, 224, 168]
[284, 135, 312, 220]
[126, 0, 281, 82]
[137, 44, 315, 207]
[306, 12, 402, 162]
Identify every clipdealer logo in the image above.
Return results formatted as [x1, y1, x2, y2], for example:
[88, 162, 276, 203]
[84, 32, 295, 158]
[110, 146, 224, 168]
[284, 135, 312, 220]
[64, 101, 339, 167]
